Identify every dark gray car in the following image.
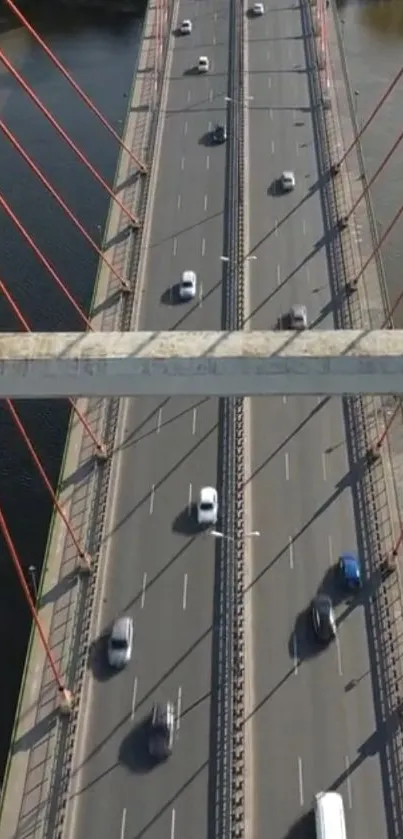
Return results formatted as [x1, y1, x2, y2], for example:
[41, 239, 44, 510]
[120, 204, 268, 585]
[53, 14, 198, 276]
[148, 701, 175, 760]
[311, 595, 336, 643]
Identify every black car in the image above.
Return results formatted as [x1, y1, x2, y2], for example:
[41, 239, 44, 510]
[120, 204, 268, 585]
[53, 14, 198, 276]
[311, 595, 336, 643]
[211, 123, 227, 144]
[147, 701, 175, 761]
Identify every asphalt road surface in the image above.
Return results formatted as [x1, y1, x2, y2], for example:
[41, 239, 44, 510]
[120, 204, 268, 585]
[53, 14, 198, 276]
[245, 1, 387, 838]
[69, 2, 231, 838]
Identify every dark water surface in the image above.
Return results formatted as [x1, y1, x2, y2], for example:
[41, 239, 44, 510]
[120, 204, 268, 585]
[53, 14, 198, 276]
[0, 0, 401, 783]
[0, 0, 142, 778]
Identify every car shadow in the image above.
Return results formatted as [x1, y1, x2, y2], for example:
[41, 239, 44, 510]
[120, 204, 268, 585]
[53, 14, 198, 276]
[285, 810, 315, 839]
[172, 505, 200, 535]
[199, 131, 212, 146]
[119, 718, 154, 773]
[160, 286, 177, 305]
[267, 179, 280, 197]
[246, 8, 260, 17]
[87, 632, 116, 683]
[183, 66, 200, 76]
[276, 313, 291, 330]
[289, 607, 320, 663]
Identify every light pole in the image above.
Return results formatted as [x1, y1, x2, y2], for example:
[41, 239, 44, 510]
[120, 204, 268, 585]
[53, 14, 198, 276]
[224, 95, 254, 104]
[210, 529, 261, 541]
[28, 564, 38, 599]
[354, 89, 360, 127]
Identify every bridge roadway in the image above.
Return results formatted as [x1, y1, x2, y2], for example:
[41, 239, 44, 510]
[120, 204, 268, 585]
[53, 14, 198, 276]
[246, 2, 386, 839]
[70, 0, 228, 838]
[69, 3, 388, 839]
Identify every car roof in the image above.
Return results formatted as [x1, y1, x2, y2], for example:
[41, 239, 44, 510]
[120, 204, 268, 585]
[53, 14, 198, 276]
[340, 552, 360, 576]
[282, 170, 294, 178]
[291, 304, 306, 317]
[182, 18, 191, 23]
[200, 486, 216, 500]
[199, 55, 208, 61]
[111, 616, 132, 639]
[181, 270, 196, 281]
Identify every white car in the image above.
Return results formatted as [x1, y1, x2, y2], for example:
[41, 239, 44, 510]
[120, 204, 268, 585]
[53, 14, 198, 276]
[179, 270, 197, 300]
[252, 2, 264, 13]
[289, 304, 308, 330]
[197, 56, 210, 73]
[180, 19, 192, 34]
[280, 170, 296, 192]
[107, 616, 133, 669]
[197, 486, 218, 526]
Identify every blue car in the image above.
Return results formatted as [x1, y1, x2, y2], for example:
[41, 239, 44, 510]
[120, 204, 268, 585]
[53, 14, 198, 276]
[338, 552, 362, 591]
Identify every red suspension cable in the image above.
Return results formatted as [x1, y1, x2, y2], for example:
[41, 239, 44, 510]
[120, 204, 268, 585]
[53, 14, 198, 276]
[0, 191, 92, 330]
[337, 66, 403, 168]
[4, 0, 147, 175]
[0, 118, 129, 292]
[0, 49, 139, 228]
[348, 131, 403, 221]
[0, 277, 106, 455]
[0, 503, 65, 692]
[6, 400, 88, 560]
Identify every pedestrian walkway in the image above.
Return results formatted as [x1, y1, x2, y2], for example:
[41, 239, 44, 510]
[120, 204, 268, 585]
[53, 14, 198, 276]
[0, 1, 168, 836]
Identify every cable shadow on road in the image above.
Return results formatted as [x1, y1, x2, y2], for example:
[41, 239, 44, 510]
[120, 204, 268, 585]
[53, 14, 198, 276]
[149, 209, 223, 249]
[284, 810, 315, 839]
[244, 664, 296, 721]
[244, 398, 330, 485]
[121, 537, 198, 614]
[119, 399, 210, 448]
[12, 708, 58, 754]
[101, 423, 218, 547]
[39, 568, 77, 608]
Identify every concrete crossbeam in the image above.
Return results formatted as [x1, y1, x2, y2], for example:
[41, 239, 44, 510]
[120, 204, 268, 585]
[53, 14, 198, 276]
[0, 331, 403, 396]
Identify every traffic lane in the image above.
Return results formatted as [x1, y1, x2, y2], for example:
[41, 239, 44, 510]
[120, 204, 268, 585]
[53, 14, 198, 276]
[71, 397, 218, 839]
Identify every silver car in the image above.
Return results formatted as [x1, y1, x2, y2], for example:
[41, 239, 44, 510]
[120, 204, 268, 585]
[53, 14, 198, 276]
[107, 616, 134, 669]
[289, 304, 308, 330]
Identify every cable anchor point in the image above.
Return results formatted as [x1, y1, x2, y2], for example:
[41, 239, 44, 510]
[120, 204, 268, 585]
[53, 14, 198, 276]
[77, 551, 92, 575]
[366, 445, 381, 466]
[95, 443, 109, 462]
[338, 215, 349, 231]
[330, 162, 340, 177]
[59, 687, 74, 716]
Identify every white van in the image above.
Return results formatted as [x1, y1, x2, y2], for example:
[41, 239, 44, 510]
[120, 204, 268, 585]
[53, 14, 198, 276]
[314, 792, 347, 839]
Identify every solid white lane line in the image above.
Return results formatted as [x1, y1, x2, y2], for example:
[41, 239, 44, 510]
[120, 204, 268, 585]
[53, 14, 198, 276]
[177, 194, 181, 210]
[208, 120, 212, 131]
[188, 482, 192, 515]
[173, 237, 177, 257]
[187, 90, 191, 102]
[206, 154, 210, 170]
[277, 264, 281, 286]
[283, 395, 287, 405]
[269, 108, 273, 120]
[184, 121, 188, 135]
[201, 238, 206, 256]
[302, 219, 306, 236]
[192, 408, 197, 435]
[181, 156, 185, 170]
[157, 408, 162, 433]
[120, 807, 127, 839]
[336, 635, 343, 676]
[293, 632, 298, 673]
[214, 11, 217, 20]
[209, 88, 213, 101]
[285, 451, 290, 481]
[289, 536, 294, 569]
[183, 574, 188, 610]
[213, 34, 216, 44]
[171, 809, 176, 839]
[296, 141, 299, 156]
[271, 139, 275, 155]
[141, 572, 147, 608]
[131, 677, 138, 720]
[306, 266, 310, 285]
[328, 533, 333, 566]
[199, 283, 203, 307]
[274, 219, 278, 237]
[149, 485, 155, 515]
[345, 756, 353, 808]
[322, 452, 327, 481]
[204, 194, 208, 212]
[176, 686, 182, 730]
[267, 48, 270, 60]
[268, 74, 271, 87]
[298, 757, 304, 806]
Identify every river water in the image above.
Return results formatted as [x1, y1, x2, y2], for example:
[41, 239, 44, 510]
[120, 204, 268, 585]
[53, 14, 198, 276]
[0, 0, 401, 780]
